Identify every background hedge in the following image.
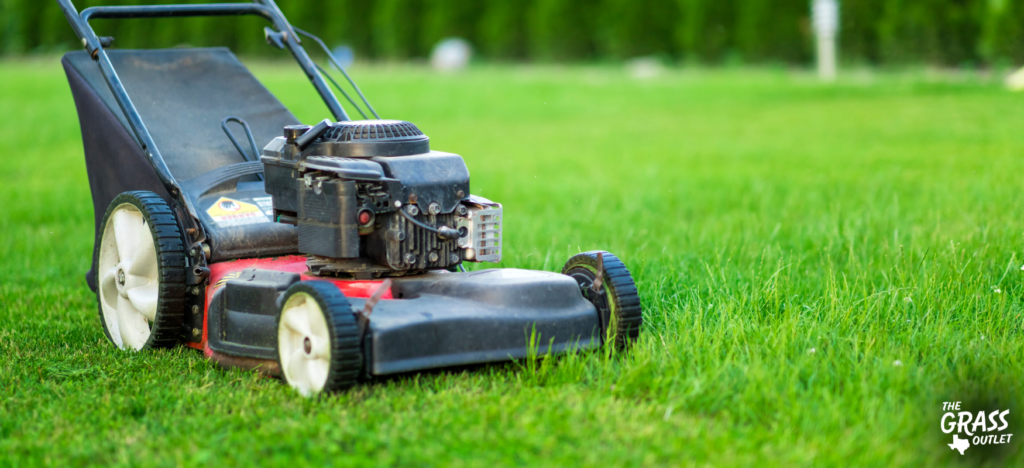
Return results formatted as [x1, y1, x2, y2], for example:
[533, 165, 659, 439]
[3, 0, 1024, 66]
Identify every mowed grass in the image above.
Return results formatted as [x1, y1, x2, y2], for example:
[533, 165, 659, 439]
[2, 56, 1024, 467]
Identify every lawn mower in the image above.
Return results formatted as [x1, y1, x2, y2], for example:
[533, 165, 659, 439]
[56, 0, 643, 396]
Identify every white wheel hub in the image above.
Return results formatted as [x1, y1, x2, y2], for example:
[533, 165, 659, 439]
[98, 204, 160, 351]
[278, 292, 332, 396]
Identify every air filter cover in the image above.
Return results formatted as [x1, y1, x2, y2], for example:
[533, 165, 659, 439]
[306, 120, 430, 158]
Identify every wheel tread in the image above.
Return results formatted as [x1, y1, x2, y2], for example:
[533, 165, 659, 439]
[562, 250, 644, 349]
[95, 191, 187, 350]
[277, 281, 363, 394]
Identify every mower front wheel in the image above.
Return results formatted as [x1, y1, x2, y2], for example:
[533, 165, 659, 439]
[95, 191, 186, 351]
[563, 251, 643, 349]
[276, 281, 363, 396]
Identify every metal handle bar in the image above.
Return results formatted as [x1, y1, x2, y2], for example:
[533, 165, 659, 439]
[73, 2, 348, 122]
[81, 3, 275, 22]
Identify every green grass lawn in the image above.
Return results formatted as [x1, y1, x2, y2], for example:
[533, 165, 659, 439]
[2, 57, 1024, 467]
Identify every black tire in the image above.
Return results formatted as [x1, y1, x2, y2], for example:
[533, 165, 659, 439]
[562, 251, 643, 349]
[94, 191, 186, 350]
[276, 281, 363, 395]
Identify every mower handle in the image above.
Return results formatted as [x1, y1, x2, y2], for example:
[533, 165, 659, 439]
[80, 3, 275, 21]
[73, 2, 349, 123]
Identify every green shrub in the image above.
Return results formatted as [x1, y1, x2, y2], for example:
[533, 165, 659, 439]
[6, 0, 1023, 66]
[979, 0, 1024, 66]
[477, 0, 529, 59]
[877, 0, 984, 66]
[526, 0, 595, 61]
[840, 0, 885, 65]
[420, 0, 483, 54]
[674, 0, 737, 63]
[372, 0, 424, 59]
[743, 0, 810, 63]
[595, 0, 679, 59]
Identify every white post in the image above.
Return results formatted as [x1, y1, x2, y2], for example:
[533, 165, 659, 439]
[817, 33, 836, 81]
[812, 0, 839, 81]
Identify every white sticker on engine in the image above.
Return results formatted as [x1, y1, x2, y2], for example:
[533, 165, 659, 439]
[252, 196, 274, 216]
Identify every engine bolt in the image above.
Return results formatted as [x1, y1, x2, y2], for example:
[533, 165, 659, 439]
[456, 190, 465, 198]
[450, 253, 460, 263]
[457, 205, 468, 216]
[428, 252, 439, 263]
[192, 305, 200, 315]
[192, 328, 201, 337]
[405, 253, 417, 264]
[428, 203, 441, 215]
[406, 205, 419, 216]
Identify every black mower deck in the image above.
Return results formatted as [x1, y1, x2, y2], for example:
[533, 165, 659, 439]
[364, 269, 601, 375]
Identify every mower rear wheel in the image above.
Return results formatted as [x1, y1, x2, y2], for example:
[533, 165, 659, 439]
[95, 191, 186, 351]
[563, 251, 643, 349]
[277, 281, 362, 396]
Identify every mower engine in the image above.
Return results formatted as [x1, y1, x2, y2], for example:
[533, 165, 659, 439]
[261, 120, 502, 278]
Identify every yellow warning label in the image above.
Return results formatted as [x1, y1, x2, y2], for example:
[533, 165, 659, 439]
[206, 197, 269, 227]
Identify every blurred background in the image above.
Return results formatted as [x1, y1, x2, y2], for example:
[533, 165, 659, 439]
[3, 0, 1024, 69]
